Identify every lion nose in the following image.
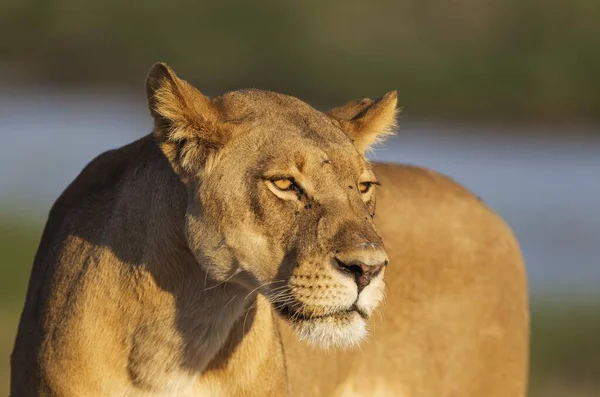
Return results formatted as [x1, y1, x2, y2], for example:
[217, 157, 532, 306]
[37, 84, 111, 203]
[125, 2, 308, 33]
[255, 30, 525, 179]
[335, 252, 388, 293]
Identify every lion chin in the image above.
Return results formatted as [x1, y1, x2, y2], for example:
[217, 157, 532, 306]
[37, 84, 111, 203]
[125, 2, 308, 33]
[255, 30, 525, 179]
[284, 309, 369, 349]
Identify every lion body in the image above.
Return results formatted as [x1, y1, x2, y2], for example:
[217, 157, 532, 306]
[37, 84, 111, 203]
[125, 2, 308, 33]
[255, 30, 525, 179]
[11, 150, 528, 396]
[11, 64, 528, 396]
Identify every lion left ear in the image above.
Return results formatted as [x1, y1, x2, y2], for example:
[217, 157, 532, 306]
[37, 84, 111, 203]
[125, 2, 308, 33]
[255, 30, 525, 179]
[328, 91, 399, 153]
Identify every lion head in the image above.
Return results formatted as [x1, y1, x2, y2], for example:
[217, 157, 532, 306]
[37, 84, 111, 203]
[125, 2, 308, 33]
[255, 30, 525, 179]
[146, 63, 398, 349]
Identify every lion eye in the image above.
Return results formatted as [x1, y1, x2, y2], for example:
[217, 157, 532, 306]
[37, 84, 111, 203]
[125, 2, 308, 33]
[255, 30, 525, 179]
[273, 178, 293, 191]
[359, 181, 379, 194]
[359, 182, 372, 194]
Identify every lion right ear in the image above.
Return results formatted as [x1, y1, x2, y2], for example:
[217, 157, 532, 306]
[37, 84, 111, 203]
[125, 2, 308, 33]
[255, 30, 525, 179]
[146, 62, 227, 173]
[328, 91, 398, 153]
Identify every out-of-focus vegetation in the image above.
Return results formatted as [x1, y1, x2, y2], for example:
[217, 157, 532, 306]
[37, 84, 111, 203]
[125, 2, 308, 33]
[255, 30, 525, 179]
[0, 0, 599, 122]
[0, 218, 599, 396]
[529, 303, 600, 397]
[0, 218, 41, 392]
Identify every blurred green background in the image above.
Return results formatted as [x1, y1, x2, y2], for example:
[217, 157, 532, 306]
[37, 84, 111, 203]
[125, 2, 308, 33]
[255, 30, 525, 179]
[1, 0, 599, 121]
[1, 1, 599, 395]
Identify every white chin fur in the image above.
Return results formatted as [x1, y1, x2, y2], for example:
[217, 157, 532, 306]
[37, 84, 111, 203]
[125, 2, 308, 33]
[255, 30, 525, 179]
[292, 312, 367, 350]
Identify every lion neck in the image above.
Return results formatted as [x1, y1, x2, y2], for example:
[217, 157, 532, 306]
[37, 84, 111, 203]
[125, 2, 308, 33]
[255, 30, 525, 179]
[108, 136, 259, 385]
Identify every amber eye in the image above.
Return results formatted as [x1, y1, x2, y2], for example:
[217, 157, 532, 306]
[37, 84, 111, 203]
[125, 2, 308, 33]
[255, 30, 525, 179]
[359, 182, 372, 193]
[359, 181, 379, 194]
[273, 178, 293, 191]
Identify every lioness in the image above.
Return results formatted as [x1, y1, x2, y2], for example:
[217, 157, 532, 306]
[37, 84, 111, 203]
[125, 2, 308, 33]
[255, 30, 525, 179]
[11, 63, 528, 396]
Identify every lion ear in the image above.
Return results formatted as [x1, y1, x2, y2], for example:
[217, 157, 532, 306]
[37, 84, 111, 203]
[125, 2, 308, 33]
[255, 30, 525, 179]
[146, 62, 227, 173]
[328, 91, 399, 153]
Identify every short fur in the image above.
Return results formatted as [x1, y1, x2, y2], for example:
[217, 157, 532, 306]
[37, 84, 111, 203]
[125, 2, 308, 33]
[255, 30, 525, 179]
[11, 64, 528, 396]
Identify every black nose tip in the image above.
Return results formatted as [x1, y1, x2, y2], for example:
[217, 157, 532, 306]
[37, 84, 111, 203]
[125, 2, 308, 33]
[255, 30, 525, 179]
[335, 258, 386, 292]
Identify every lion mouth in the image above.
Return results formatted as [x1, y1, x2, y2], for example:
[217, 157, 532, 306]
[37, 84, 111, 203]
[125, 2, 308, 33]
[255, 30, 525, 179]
[275, 303, 369, 322]
[273, 300, 371, 349]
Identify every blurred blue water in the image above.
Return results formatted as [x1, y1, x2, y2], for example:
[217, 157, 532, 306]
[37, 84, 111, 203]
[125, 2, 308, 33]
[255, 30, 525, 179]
[1, 89, 599, 300]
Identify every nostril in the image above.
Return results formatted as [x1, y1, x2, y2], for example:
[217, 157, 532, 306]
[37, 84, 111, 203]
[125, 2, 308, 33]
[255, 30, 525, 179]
[338, 262, 364, 278]
[335, 258, 385, 292]
[335, 258, 361, 277]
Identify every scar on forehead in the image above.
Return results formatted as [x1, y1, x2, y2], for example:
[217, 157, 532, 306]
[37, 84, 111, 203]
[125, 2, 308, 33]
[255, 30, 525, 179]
[322, 159, 332, 166]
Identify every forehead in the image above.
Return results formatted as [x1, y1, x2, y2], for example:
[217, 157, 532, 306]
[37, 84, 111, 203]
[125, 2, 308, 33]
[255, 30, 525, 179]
[219, 89, 347, 140]
[219, 89, 365, 172]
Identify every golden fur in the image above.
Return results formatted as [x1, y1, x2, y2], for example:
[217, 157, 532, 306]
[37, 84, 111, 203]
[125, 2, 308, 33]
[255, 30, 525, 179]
[11, 63, 528, 396]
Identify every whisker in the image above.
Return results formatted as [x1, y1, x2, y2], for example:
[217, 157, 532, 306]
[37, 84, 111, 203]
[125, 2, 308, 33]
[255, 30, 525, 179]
[223, 294, 239, 309]
[267, 289, 292, 298]
[244, 279, 286, 300]
[203, 271, 238, 291]
[267, 285, 290, 293]
[271, 296, 295, 304]
[268, 293, 296, 304]
[273, 296, 296, 308]
[242, 300, 258, 333]
[203, 261, 213, 287]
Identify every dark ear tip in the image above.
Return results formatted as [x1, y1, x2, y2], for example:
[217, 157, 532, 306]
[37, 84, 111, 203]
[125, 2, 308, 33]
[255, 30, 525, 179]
[383, 90, 398, 101]
[148, 62, 171, 77]
[146, 62, 175, 99]
[375, 90, 398, 111]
